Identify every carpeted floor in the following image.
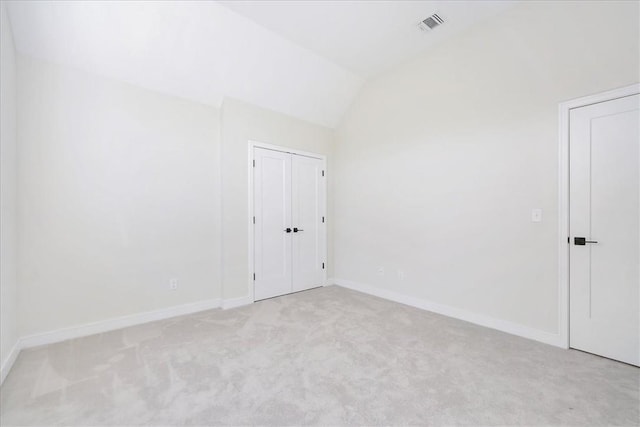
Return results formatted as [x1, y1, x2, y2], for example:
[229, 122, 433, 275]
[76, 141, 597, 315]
[1, 285, 638, 426]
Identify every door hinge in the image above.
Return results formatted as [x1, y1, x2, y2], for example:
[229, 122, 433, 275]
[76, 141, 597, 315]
[322, 262, 325, 269]
[253, 273, 256, 281]
[322, 170, 325, 177]
[253, 160, 256, 167]
[567, 237, 570, 244]
[253, 216, 255, 224]
[322, 216, 325, 223]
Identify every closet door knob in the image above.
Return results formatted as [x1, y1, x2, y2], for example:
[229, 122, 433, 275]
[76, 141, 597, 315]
[285, 228, 292, 233]
[293, 227, 304, 233]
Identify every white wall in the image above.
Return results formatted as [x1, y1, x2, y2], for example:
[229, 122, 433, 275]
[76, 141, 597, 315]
[17, 56, 221, 337]
[221, 98, 334, 299]
[334, 1, 639, 335]
[1, 3, 19, 372]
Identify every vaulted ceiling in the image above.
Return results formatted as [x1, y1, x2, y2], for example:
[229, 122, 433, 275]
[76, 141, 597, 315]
[221, 1, 514, 78]
[5, 1, 515, 128]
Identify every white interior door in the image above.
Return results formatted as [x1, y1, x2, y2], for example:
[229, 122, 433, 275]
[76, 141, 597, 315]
[254, 148, 292, 301]
[569, 94, 640, 366]
[253, 146, 326, 301]
[292, 155, 325, 292]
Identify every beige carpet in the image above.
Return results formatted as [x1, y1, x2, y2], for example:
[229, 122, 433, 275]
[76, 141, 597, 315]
[1, 285, 638, 426]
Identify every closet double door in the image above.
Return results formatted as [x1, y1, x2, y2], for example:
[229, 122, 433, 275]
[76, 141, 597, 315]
[253, 147, 326, 301]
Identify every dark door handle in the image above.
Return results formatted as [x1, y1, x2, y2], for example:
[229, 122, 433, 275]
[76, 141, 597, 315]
[285, 228, 292, 233]
[293, 227, 304, 233]
[574, 237, 598, 245]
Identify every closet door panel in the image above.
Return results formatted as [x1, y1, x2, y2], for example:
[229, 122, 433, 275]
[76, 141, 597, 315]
[291, 155, 324, 292]
[254, 148, 292, 300]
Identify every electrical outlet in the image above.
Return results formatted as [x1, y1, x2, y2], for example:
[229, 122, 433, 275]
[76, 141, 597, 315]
[169, 278, 178, 291]
[377, 266, 385, 276]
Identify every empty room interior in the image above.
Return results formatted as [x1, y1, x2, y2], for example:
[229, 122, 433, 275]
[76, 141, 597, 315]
[1, 0, 639, 425]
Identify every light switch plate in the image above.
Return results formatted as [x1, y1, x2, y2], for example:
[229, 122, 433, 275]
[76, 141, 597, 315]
[531, 208, 542, 223]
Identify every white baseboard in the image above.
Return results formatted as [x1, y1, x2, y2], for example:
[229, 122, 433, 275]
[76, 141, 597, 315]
[19, 298, 222, 350]
[2, 298, 225, 384]
[3, 295, 260, 383]
[333, 279, 563, 348]
[222, 295, 253, 310]
[0, 341, 21, 385]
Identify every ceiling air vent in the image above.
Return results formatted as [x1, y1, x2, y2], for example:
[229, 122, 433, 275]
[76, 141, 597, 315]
[418, 13, 444, 32]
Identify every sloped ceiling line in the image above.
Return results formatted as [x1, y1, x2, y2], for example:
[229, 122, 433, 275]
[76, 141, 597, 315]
[5, 1, 514, 128]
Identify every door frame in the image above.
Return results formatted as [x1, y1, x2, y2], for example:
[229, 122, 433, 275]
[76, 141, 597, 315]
[248, 141, 328, 303]
[557, 83, 640, 349]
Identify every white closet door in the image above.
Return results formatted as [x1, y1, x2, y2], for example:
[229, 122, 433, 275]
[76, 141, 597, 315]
[254, 148, 292, 301]
[569, 94, 639, 366]
[291, 155, 324, 292]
